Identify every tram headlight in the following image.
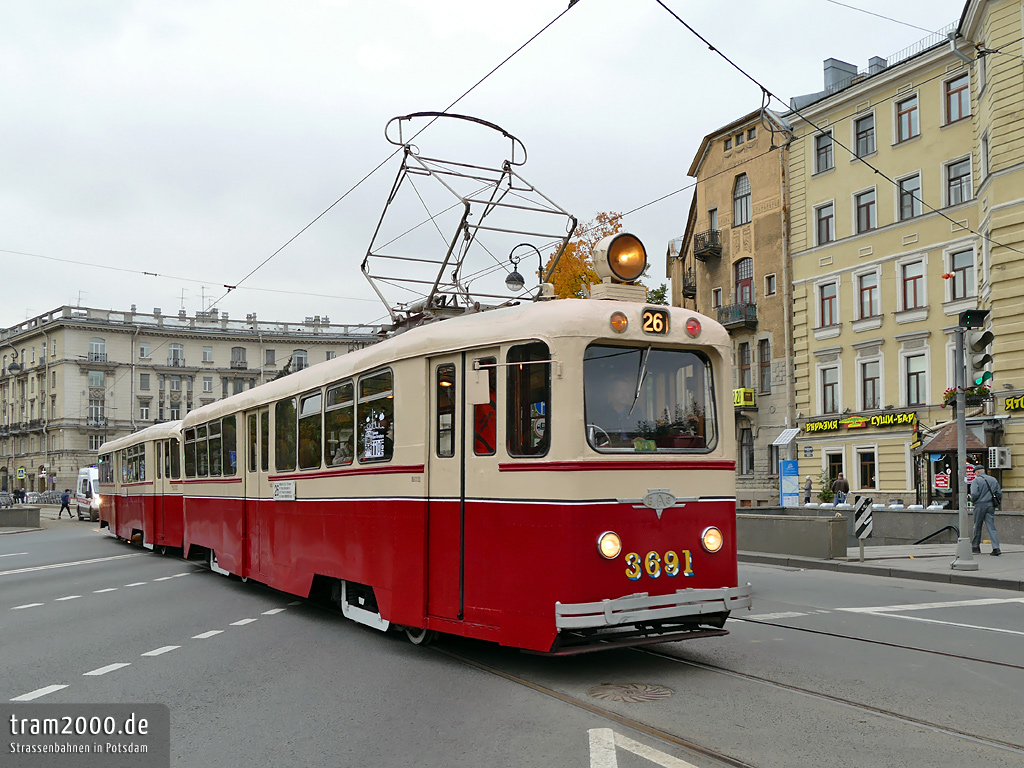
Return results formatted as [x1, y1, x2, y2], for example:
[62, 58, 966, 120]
[95, 495, 102, 507]
[609, 311, 628, 333]
[592, 233, 647, 284]
[701, 526, 723, 553]
[597, 531, 622, 560]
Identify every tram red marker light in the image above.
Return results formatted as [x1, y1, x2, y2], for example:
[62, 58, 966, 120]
[685, 318, 701, 338]
[610, 312, 628, 333]
[701, 526, 723, 553]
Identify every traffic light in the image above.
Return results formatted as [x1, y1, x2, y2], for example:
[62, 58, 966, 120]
[969, 329, 994, 387]
[958, 309, 990, 328]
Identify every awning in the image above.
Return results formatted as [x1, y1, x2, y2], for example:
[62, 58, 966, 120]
[771, 428, 801, 446]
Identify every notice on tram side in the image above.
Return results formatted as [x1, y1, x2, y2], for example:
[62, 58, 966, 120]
[3, 703, 169, 767]
[273, 480, 296, 501]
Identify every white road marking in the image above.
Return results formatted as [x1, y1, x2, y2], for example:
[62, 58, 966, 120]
[11, 685, 68, 702]
[230, 618, 257, 626]
[153, 576, 175, 581]
[0, 552, 28, 558]
[84, 663, 131, 676]
[93, 588, 118, 593]
[169, 573, 190, 578]
[261, 608, 286, 615]
[287, 600, 301, 605]
[0, 553, 142, 578]
[11, 603, 43, 610]
[141, 645, 180, 657]
[614, 732, 700, 767]
[839, 597, 1024, 614]
[589, 729, 698, 768]
[865, 612, 1024, 637]
[192, 630, 223, 639]
[589, 728, 618, 767]
[55, 595, 82, 601]
[746, 611, 809, 620]
[124, 582, 147, 587]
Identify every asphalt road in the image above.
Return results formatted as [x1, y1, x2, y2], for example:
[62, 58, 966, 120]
[2, 521, 1022, 768]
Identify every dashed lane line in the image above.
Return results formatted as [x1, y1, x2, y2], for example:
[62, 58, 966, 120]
[84, 663, 131, 677]
[10, 685, 68, 702]
[11, 603, 43, 610]
[93, 588, 118, 593]
[54, 595, 82, 601]
[0, 552, 28, 559]
[141, 646, 181, 657]
[839, 597, 1024, 614]
[192, 630, 224, 639]
[261, 608, 286, 615]
[230, 618, 258, 626]
[124, 582, 147, 587]
[0, 553, 143, 577]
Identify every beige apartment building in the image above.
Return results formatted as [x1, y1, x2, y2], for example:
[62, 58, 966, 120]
[0, 305, 381, 495]
[786, 0, 1024, 505]
[670, 110, 796, 506]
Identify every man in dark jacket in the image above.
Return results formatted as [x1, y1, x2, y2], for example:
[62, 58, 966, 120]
[970, 464, 1001, 556]
[58, 489, 73, 519]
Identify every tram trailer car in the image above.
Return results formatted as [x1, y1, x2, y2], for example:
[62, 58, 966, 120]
[98, 421, 184, 550]
[164, 290, 750, 652]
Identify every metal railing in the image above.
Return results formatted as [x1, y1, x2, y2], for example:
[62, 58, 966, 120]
[693, 229, 722, 259]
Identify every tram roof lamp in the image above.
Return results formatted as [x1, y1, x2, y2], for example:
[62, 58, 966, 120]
[592, 233, 647, 284]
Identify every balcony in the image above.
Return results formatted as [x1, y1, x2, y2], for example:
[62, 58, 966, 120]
[718, 302, 758, 330]
[693, 229, 722, 261]
[167, 357, 186, 368]
[88, 352, 107, 362]
[230, 360, 248, 370]
[733, 388, 757, 410]
[681, 268, 696, 300]
[86, 417, 107, 428]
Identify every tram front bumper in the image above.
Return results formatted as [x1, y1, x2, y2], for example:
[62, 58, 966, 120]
[554, 584, 752, 631]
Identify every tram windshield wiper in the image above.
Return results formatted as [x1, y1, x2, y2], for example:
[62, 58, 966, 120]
[628, 346, 651, 416]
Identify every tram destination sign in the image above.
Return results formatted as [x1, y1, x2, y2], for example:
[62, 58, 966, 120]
[804, 412, 917, 434]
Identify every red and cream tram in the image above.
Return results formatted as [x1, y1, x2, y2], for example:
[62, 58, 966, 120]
[99, 234, 751, 654]
[97, 420, 184, 550]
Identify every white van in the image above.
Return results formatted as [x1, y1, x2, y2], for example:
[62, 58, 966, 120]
[75, 467, 102, 521]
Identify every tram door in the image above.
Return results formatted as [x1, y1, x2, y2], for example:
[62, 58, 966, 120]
[426, 348, 500, 623]
[153, 441, 166, 544]
[243, 408, 270, 579]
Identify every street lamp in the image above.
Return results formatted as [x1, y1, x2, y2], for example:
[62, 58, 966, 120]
[505, 243, 543, 293]
[3, 345, 21, 374]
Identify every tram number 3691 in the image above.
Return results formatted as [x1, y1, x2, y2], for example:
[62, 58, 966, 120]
[625, 550, 695, 580]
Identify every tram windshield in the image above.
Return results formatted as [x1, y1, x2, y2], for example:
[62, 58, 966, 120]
[583, 343, 717, 452]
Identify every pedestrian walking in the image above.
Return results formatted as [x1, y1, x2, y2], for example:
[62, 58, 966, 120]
[803, 475, 813, 505]
[969, 464, 1002, 556]
[58, 489, 73, 519]
[831, 473, 849, 504]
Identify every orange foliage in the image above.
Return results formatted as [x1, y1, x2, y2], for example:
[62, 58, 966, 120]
[544, 212, 622, 299]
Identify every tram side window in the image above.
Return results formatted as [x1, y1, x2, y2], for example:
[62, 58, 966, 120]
[474, 358, 497, 456]
[357, 370, 393, 463]
[99, 454, 113, 484]
[184, 429, 196, 478]
[325, 381, 354, 466]
[139, 444, 146, 481]
[276, 397, 297, 471]
[436, 364, 456, 457]
[298, 392, 322, 470]
[506, 343, 550, 457]
[260, 410, 269, 472]
[157, 442, 163, 479]
[248, 414, 258, 472]
[221, 416, 237, 476]
[208, 420, 222, 477]
[169, 438, 181, 480]
[196, 425, 209, 477]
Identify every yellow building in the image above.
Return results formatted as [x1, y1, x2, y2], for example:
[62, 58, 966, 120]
[671, 110, 796, 506]
[786, 0, 1024, 505]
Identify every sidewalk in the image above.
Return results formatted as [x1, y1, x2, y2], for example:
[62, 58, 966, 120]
[741, 543, 1024, 592]
[0, 504, 85, 535]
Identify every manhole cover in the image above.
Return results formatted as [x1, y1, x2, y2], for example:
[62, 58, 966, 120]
[586, 683, 674, 703]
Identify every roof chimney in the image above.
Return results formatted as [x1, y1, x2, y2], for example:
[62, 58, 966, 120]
[824, 58, 858, 90]
[868, 56, 886, 75]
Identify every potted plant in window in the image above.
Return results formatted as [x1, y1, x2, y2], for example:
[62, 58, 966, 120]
[941, 383, 992, 408]
[640, 407, 704, 449]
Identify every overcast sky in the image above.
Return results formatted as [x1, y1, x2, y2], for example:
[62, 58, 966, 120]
[0, 0, 962, 329]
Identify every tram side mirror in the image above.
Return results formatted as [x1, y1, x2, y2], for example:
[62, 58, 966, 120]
[466, 367, 490, 405]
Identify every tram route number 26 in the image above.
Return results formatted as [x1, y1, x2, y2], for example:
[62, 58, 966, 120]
[641, 308, 670, 335]
[625, 550, 694, 580]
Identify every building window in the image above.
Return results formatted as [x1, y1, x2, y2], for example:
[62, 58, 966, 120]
[170, 376, 181, 391]
[203, 376, 213, 393]
[88, 398, 104, 421]
[946, 158, 972, 205]
[88, 370, 104, 388]
[858, 450, 877, 489]
[265, 349, 276, 366]
[51, 397, 56, 419]
[765, 274, 776, 296]
[901, 261, 924, 309]
[906, 354, 926, 405]
[168, 344, 184, 366]
[747, 127, 756, 140]
[816, 202, 835, 245]
[981, 133, 989, 178]
[820, 282, 838, 326]
[735, 131, 745, 145]
[139, 342, 150, 359]
[950, 249, 975, 300]
[139, 373, 150, 391]
[896, 95, 919, 142]
[88, 435, 103, 450]
[898, 174, 922, 220]
[89, 337, 106, 362]
[724, 138, 732, 150]
[739, 428, 754, 475]
[203, 346, 214, 362]
[733, 174, 751, 226]
[734, 257, 753, 304]
[945, 73, 970, 123]
[140, 402, 150, 420]
[858, 272, 879, 318]
[170, 403, 180, 420]
[815, 132, 834, 173]
[855, 189, 876, 233]
[293, 349, 308, 372]
[326, 351, 336, 361]
[709, 208, 718, 230]
[711, 288, 722, 308]
[855, 114, 875, 157]
[738, 343, 751, 388]
[861, 360, 880, 409]
[822, 367, 839, 414]
[759, 339, 771, 394]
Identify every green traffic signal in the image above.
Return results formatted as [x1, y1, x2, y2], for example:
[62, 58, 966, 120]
[975, 370, 994, 386]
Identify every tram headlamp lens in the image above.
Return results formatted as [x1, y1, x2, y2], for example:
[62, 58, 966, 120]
[592, 233, 647, 283]
[701, 526, 723, 553]
[95, 495, 102, 506]
[598, 531, 622, 560]
[610, 312, 628, 333]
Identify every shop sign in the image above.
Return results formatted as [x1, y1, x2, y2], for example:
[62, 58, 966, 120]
[934, 473, 949, 490]
[1005, 395, 1024, 411]
[805, 411, 917, 434]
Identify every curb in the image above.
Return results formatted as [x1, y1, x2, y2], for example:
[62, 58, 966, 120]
[0, 527, 43, 535]
[739, 551, 1024, 593]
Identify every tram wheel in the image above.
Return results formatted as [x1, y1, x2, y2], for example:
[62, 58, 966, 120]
[404, 626, 436, 646]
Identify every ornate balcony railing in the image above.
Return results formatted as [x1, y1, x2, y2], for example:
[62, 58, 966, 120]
[693, 229, 722, 260]
[718, 302, 757, 330]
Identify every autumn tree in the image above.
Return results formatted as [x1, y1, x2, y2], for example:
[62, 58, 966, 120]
[544, 211, 622, 299]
